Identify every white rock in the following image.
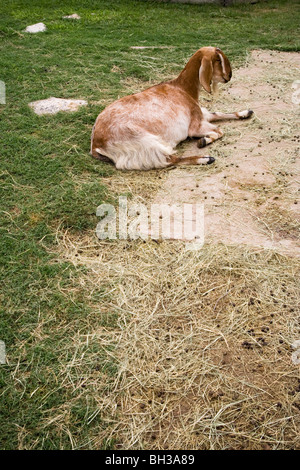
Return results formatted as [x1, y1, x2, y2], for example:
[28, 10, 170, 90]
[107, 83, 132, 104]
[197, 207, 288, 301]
[29, 97, 88, 115]
[63, 14, 81, 20]
[25, 22, 46, 33]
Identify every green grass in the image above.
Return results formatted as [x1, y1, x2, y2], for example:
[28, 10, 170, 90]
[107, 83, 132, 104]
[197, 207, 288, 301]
[0, 0, 299, 450]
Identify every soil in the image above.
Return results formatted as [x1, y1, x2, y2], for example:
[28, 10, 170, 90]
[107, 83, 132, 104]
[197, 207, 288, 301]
[151, 50, 300, 257]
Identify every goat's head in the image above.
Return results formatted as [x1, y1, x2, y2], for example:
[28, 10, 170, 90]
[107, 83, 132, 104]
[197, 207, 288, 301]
[199, 47, 232, 94]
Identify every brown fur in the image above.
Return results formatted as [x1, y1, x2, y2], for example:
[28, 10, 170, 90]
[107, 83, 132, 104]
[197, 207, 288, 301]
[91, 46, 252, 170]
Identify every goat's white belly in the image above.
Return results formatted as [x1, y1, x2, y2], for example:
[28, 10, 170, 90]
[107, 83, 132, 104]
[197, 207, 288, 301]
[160, 112, 190, 147]
[134, 105, 190, 148]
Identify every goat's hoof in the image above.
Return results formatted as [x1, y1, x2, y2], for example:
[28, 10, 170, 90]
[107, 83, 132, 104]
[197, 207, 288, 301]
[197, 137, 207, 148]
[239, 109, 254, 119]
[207, 156, 215, 164]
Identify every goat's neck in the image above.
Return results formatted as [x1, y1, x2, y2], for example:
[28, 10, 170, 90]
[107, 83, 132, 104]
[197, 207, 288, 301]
[172, 51, 202, 101]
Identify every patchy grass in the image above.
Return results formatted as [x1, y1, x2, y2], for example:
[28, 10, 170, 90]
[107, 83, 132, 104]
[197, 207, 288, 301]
[0, 0, 299, 450]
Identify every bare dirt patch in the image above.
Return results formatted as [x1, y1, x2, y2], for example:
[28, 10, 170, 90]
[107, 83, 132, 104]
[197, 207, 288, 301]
[51, 51, 300, 450]
[152, 50, 300, 257]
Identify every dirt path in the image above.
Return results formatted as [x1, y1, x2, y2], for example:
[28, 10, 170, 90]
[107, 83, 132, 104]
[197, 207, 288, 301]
[54, 51, 300, 450]
[151, 50, 299, 257]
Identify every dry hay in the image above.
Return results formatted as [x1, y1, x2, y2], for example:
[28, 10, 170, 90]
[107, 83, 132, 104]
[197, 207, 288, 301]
[52, 230, 300, 450]
[50, 50, 300, 450]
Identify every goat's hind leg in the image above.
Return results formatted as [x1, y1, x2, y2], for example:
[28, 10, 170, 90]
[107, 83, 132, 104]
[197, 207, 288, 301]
[167, 154, 215, 167]
[201, 107, 253, 122]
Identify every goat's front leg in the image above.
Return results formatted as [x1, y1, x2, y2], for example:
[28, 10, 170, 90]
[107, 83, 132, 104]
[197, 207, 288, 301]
[201, 107, 253, 122]
[189, 117, 224, 149]
[188, 105, 224, 148]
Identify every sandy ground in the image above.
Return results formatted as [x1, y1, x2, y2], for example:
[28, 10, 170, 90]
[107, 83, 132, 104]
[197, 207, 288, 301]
[150, 50, 299, 257]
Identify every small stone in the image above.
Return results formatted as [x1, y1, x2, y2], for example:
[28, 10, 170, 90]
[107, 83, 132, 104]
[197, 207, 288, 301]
[25, 23, 46, 33]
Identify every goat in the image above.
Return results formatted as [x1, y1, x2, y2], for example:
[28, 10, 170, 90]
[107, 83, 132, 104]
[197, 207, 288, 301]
[91, 46, 253, 170]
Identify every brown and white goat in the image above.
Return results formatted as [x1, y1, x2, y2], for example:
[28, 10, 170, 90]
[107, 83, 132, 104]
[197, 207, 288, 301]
[91, 46, 253, 170]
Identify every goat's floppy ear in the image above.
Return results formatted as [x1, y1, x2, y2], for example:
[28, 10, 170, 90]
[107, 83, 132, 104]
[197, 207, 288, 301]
[199, 56, 213, 93]
[216, 47, 232, 81]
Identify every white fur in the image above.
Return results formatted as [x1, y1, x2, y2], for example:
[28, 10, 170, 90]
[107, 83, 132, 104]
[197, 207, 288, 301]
[96, 134, 173, 170]
[217, 51, 226, 76]
[237, 109, 250, 118]
[196, 157, 211, 164]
